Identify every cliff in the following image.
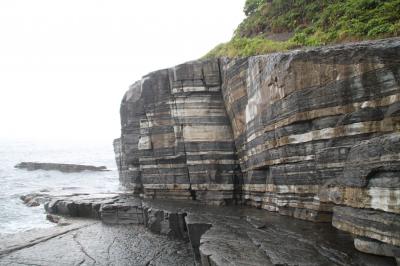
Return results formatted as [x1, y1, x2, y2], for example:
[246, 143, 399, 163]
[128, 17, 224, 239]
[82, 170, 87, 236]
[115, 38, 400, 262]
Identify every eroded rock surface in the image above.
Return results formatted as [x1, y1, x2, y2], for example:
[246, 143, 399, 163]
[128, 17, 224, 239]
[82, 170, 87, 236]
[115, 37, 400, 261]
[133, 198, 398, 265]
[0, 220, 194, 266]
[15, 193, 398, 265]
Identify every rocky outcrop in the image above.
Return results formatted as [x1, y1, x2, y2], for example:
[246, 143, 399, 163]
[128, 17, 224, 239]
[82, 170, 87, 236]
[115, 38, 400, 261]
[25, 193, 396, 265]
[221, 39, 400, 223]
[117, 60, 241, 203]
[15, 162, 109, 173]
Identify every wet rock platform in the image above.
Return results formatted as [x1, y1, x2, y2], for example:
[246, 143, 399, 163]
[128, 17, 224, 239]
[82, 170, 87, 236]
[143, 199, 397, 266]
[0, 218, 194, 266]
[10, 193, 398, 265]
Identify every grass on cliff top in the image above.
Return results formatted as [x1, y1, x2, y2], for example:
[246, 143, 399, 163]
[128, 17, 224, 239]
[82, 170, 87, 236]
[205, 37, 297, 58]
[204, 0, 400, 58]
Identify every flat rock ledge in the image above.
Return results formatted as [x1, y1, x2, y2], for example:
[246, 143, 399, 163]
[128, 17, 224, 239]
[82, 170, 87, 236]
[15, 162, 109, 173]
[16, 193, 399, 265]
[0, 219, 194, 266]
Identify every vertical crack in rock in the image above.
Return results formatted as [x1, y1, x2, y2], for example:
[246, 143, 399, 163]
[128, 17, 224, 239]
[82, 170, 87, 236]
[73, 233, 97, 264]
[219, 58, 244, 204]
[144, 246, 167, 266]
[180, 122, 196, 200]
[185, 217, 213, 261]
[144, 107, 163, 200]
[170, 85, 196, 200]
[106, 237, 117, 265]
[76, 258, 86, 266]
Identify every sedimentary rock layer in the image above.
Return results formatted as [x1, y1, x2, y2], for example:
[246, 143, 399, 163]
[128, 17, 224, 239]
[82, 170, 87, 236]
[117, 59, 241, 203]
[221, 38, 400, 222]
[115, 37, 400, 261]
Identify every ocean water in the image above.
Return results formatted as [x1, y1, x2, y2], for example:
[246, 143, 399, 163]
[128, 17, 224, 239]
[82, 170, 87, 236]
[0, 139, 120, 235]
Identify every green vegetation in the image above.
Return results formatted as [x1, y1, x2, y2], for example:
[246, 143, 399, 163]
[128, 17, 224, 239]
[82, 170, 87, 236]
[204, 0, 400, 58]
[205, 37, 297, 58]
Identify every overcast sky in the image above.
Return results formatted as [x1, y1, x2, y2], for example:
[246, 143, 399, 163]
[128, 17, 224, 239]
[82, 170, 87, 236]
[0, 0, 245, 143]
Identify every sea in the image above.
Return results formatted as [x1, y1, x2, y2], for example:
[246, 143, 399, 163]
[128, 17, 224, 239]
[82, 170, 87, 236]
[0, 139, 120, 235]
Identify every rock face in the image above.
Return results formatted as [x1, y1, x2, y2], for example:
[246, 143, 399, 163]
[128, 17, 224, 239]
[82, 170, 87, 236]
[15, 162, 108, 173]
[115, 38, 400, 261]
[117, 59, 240, 203]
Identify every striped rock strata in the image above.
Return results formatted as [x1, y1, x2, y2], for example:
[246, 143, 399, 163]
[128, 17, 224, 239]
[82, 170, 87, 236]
[116, 59, 241, 203]
[115, 38, 400, 260]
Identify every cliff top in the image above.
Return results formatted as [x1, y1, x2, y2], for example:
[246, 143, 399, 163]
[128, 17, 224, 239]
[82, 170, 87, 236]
[204, 0, 400, 58]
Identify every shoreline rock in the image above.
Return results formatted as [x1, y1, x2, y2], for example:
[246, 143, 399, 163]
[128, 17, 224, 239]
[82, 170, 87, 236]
[0, 218, 194, 265]
[18, 193, 398, 265]
[15, 162, 109, 173]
